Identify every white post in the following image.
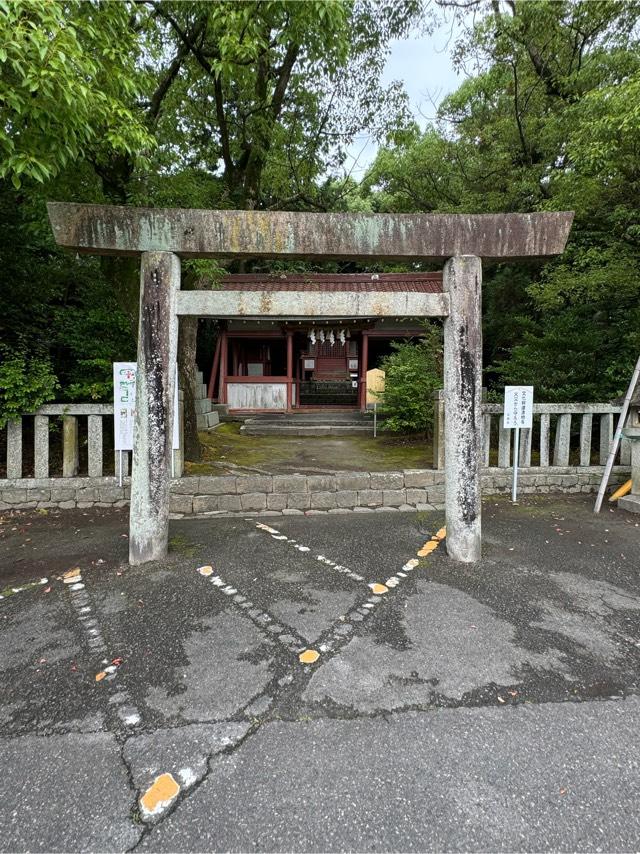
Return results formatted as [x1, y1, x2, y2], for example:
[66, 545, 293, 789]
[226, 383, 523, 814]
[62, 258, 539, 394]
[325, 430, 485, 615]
[129, 251, 180, 565]
[443, 255, 483, 563]
[512, 427, 520, 502]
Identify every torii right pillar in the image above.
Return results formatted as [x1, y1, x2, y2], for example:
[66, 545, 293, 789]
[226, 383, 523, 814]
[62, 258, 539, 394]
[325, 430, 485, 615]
[443, 255, 482, 563]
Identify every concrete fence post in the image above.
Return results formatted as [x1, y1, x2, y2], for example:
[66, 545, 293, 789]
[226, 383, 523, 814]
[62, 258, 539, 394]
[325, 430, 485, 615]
[6, 418, 22, 479]
[129, 251, 180, 565]
[443, 255, 482, 563]
[62, 415, 79, 477]
[432, 390, 445, 470]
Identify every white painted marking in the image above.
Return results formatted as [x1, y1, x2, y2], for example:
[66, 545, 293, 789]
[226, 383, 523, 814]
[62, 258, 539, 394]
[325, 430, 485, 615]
[178, 767, 197, 787]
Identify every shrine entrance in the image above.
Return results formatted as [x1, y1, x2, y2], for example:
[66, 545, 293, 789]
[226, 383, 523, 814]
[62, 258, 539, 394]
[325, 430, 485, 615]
[47, 203, 573, 566]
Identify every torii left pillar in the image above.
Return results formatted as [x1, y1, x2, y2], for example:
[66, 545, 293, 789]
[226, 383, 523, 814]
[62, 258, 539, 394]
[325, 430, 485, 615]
[129, 251, 180, 565]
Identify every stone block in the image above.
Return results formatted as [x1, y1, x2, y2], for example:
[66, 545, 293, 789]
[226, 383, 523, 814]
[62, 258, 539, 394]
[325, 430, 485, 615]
[236, 476, 272, 494]
[59, 500, 76, 509]
[370, 472, 403, 490]
[49, 487, 75, 502]
[170, 494, 193, 514]
[171, 477, 200, 494]
[334, 472, 370, 491]
[404, 470, 437, 488]
[383, 489, 406, 507]
[335, 490, 358, 508]
[98, 486, 124, 503]
[287, 493, 310, 510]
[193, 495, 220, 514]
[416, 503, 436, 512]
[26, 489, 50, 502]
[358, 489, 383, 507]
[427, 489, 445, 504]
[406, 488, 428, 505]
[1, 488, 28, 504]
[282, 508, 304, 515]
[197, 476, 237, 495]
[307, 475, 336, 492]
[267, 493, 288, 511]
[218, 495, 242, 512]
[311, 491, 337, 510]
[272, 475, 308, 494]
[75, 487, 100, 502]
[241, 493, 267, 511]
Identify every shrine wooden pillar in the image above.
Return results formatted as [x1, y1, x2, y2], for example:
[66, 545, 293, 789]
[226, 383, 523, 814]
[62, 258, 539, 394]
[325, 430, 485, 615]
[219, 329, 228, 404]
[286, 330, 294, 410]
[359, 332, 369, 411]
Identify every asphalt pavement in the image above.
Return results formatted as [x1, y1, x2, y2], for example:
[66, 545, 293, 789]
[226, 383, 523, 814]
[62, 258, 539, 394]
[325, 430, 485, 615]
[1, 495, 640, 852]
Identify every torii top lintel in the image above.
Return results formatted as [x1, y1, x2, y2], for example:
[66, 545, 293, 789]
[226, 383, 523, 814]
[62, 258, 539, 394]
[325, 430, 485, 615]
[47, 202, 573, 263]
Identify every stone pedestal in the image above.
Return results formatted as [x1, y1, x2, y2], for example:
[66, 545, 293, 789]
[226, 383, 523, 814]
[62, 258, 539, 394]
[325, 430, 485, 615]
[618, 425, 640, 514]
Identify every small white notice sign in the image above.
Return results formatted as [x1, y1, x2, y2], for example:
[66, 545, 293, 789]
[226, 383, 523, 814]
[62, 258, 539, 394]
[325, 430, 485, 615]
[503, 386, 533, 430]
[113, 362, 137, 451]
[503, 385, 534, 503]
[113, 362, 180, 483]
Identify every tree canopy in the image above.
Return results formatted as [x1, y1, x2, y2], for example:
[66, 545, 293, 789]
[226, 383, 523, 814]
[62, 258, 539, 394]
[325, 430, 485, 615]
[2, 0, 640, 432]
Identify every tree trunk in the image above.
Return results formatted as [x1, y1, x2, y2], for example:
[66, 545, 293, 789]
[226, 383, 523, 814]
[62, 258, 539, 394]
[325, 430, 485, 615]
[178, 315, 201, 462]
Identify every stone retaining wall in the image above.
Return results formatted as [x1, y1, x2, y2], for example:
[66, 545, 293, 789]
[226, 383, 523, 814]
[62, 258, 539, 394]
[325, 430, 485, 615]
[0, 466, 629, 515]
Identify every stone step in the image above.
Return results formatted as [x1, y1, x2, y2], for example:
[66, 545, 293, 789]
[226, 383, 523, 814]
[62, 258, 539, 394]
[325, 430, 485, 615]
[211, 403, 229, 414]
[241, 424, 374, 436]
[196, 370, 204, 386]
[197, 410, 220, 430]
[199, 383, 208, 399]
[195, 398, 212, 414]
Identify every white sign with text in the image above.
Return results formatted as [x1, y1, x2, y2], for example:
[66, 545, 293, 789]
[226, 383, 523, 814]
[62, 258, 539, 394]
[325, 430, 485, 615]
[113, 362, 179, 452]
[503, 385, 533, 430]
[503, 385, 534, 502]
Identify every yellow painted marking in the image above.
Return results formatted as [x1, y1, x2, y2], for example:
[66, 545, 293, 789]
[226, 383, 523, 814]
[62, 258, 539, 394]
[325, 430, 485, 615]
[197, 565, 213, 576]
[610, 479, 632, 501]
[404, 559, 419, 570]
[417, 541, 438, 557]
[299, 649, 320, 664]
[140, 773, 180, 816]
[369, 583, 389, 595]
[95, 671, 106, 682]
[435, 527, 447, 540]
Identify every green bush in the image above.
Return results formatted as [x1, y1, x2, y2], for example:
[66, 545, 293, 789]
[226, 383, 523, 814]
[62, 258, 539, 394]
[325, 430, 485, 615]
[378, 324, 443, 435]
[0, 345, 59, 427]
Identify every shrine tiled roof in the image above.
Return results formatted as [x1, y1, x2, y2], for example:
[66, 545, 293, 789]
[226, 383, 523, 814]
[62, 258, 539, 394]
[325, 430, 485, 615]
[217, 272, 442, 293]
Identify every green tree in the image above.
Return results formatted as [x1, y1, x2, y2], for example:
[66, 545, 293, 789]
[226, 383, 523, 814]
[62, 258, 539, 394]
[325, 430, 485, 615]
[367, 0, 640, 400]
[378, 324, 443, 435]
[0, 0, 151, 187]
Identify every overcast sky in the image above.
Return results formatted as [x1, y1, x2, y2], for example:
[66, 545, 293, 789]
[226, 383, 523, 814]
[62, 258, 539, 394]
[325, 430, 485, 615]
[345, 17, 464, 176]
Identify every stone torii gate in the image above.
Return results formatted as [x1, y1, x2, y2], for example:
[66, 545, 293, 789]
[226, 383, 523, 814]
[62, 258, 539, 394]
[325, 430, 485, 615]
[47, 203, 573, 565]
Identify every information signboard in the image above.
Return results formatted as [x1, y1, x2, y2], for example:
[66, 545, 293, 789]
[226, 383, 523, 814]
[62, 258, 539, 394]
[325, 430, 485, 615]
[503, 385, 534, 502]
[503, 386, 533, 429]
[113, 362, 180, 482]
